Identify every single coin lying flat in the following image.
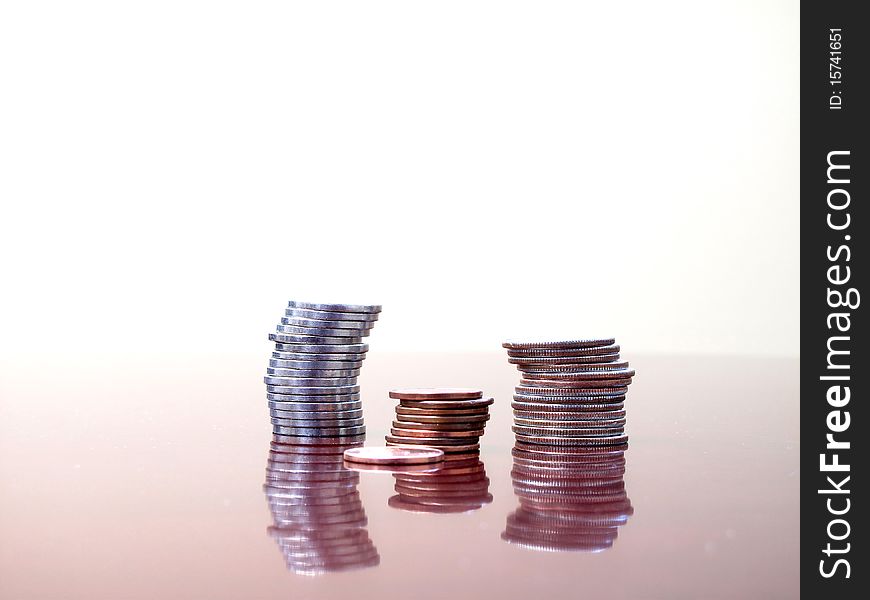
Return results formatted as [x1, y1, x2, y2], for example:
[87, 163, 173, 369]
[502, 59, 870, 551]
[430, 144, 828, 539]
[343, 446, 445, 465]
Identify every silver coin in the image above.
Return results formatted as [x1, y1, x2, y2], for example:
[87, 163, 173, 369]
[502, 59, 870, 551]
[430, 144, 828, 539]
[271, 341, 369, 354]
[271, 408, 364, 420]
[264, 376, 358, 387]
[285, 308, 379, 322]
[272, 417, 365, 427]
[518, 361, 630, 373]
[273, 425, 367, 436]
[269, 333, 365, 345]
[514, 386, 629, 397]
[267, 367, 361, 378]
[513, 417, 627, 429]
[272, 350, 367, 361]
[287, 300, 381, 314]
[268, 399, 362, 410]
[281, 316, 374, 330]
[275, 324, 367, 339]
[266, 385, 361, 395]
[269, 359, 364, 370]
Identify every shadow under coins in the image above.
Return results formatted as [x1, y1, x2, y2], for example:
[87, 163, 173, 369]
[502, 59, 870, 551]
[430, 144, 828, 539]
[263, 438, 380, 575]
[502, 443, 633, 552]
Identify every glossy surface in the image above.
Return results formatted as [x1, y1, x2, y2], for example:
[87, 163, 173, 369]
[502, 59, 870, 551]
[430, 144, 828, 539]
[0, 353, 799, 598]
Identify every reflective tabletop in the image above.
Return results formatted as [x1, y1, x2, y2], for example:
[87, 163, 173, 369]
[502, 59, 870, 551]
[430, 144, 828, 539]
[0, 353, 799, 599]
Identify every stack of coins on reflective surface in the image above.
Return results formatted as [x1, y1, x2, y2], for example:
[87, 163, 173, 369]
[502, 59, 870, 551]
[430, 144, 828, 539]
[503, 338, 633, 447]
[389, 453, 493, 514]
[385, 388, 493, 455]
[264, 441, 379, 574]
[502, 443, 633, 552]
[266, 300, 381, 444]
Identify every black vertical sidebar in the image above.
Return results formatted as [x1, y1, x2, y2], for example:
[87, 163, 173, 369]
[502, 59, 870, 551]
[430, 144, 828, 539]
[801, 1, 867, 597]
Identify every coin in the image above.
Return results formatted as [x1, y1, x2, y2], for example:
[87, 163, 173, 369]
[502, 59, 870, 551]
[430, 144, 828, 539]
[389, 388, 483, 400]
[396, 406, 490, 417]
[515, 386, 628, 397]
[267, 367, 361, 378]
[393, 420, 488, 431]
[285, 307, 380, 322]
[276, 324, 367, 338]
[513, 410, 626, 421]
[270, 340, 369, 353]
[343, 446, 444, 465]
[272, 349, 367, 360]
[390, 427, 484, 438]
[519, 378, 632, 389]
[513, 416, 626, 428]
[513, 433, 629, 446]
[264, 375, 358, 387]
[512, 424, 625, 437]
[269, 359, 364, 370]
[273, 424, 367, 436]
[273, 417, 365, 427]
[281, 316, 374, 330]
[398, 397, 494, 409]
[287, 300, 382, 314]
[508, 353, 621, 365]
[511, 401, 624, 412]
[518, 361, 631, 373]
[266, 385, 361, 395]
[386, 439, 481, 453]
[272, 408, 364, 420]
[506, 344, 620, 358]
[503, 338, 616, 350]
[521, 368, 635, 381]
[267, 394, 361, 405]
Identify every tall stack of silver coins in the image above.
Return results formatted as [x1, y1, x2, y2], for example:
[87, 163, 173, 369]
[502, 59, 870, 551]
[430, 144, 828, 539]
[265, 300, 381, 444]
[502, 338, 634, 447]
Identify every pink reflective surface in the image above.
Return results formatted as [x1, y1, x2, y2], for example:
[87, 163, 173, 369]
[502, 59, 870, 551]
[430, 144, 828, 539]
[0, 353, 799, 599]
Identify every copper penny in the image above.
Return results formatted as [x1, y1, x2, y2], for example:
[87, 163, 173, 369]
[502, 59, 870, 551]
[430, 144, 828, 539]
[342, 446, 444, 465]
[390, 427, 484, 438]
[399, 397, 494, 410]
[396, 406, 490, 417]
[389, 388, 483, 400]
[508, 353, 621, 366]
[393, 420, 488, 431]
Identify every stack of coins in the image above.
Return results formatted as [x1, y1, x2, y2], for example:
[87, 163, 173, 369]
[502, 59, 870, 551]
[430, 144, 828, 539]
[266, 300, 381, 444]
[389, 453, 492, 514]
[502, 338, 633, 447]
[385, 388, 493, 455]
[264, 441, 379, 574]
[502, 443, 633, 552]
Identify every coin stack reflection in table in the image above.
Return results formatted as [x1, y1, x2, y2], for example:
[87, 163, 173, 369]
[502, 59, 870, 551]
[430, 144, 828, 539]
[266, 300, 381, 443]
[502, 338, 633, 447]
[385, 388, 493, 455]
[265, 442, 379, 574]
[388, 453, 492, 514]
[502, 443, 633, 552]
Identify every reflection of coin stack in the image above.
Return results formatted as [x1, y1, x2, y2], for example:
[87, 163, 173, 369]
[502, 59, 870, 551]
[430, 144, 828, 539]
[385, 388, 493, 455]
[388, 453, 493, 514]
[502, 443, 633, 552]
[502, 338, 633, 447]
[266, 300, 381, 444]
[264, 442, 380, 574]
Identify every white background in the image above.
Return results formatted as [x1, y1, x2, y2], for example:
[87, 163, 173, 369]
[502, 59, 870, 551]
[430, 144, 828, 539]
[0, 0, 799, 357]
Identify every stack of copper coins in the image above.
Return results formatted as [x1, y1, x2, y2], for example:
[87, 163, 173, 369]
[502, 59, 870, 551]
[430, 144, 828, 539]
[388, 453, 492, 514]
[502, 338, 633, 447]
[385, 388, 493, 455]
[264, 441, 379, 574]
[265, 300, 381, 445]
[502, 443, 633, 552]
